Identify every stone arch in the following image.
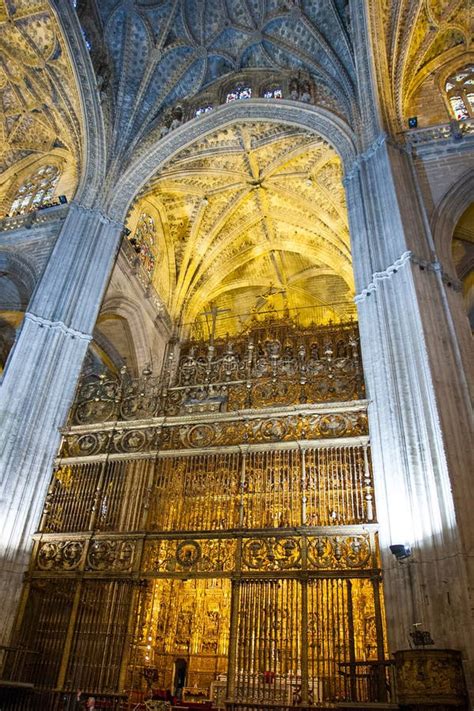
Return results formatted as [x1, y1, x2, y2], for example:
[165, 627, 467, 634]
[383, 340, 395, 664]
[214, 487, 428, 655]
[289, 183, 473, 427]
[431, 168, 474, 276]
[430, 169, 474, 392]
[0, 252, 37, 373]
[97, 296, 157, 375]
[51, 2, 107, 209]
[0, 252, 37, 311]
[106, 100, 357, 222]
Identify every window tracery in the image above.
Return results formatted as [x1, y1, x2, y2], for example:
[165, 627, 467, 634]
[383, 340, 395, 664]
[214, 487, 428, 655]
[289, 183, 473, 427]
[445, 65, 474, 120]
[10, 165, 60, 215]
[131, 213, 157, 276]
[262, 87, 283, 99]
[225, 86, 252, 102]
[195, 105, 213, 117]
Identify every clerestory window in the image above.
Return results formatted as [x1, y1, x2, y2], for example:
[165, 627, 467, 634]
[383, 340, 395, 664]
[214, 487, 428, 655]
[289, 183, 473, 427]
[195, 105, 213, 117]
[262, 87, 283, 99]
[445, 64, 474, 120]
[10, 165, 60, 215]
[226, 86, 252, 102]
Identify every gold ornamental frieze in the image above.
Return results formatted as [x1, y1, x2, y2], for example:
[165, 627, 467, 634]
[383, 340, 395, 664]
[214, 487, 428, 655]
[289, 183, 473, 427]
[139, 532, 376, 577]
[34, 532, 377, 576]
[36, 539, 86, 571]
[307, 534, 372, 569]
[60, 409, 368, 458]
[34, 537, 139, 574]
[143, 538, 237, 574]
[86, 539, 136, 572]
[241, 537, 302, 571]
[175, 410, 368, 450]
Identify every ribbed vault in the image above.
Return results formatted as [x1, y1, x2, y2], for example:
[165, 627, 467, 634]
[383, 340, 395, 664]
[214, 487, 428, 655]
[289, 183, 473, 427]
[0, 0, 82, 210]
[83, 0, 355, 159]
[373, 0, 471, 126]
[128, 121, 355, 339]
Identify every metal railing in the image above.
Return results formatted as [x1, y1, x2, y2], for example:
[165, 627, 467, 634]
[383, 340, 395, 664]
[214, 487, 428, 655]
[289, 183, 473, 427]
[0, 688, 127, 710]
[338, 660, 395, 704]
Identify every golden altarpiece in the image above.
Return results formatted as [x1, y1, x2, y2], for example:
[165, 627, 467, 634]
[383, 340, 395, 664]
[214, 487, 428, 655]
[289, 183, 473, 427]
[7, 317, 387, 706]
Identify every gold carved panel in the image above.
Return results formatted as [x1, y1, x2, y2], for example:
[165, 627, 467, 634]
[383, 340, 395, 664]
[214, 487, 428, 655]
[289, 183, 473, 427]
[143, 538, 236, 573]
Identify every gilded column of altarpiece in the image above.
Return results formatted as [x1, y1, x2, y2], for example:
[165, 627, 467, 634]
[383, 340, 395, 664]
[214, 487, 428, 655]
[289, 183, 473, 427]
[8, 321, 386, 705]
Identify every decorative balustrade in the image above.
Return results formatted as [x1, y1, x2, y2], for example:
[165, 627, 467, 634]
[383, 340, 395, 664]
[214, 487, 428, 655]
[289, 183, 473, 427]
[0, 203, 69, 233]
[404, 117, 474, 147]
[71, 321, 364, 425]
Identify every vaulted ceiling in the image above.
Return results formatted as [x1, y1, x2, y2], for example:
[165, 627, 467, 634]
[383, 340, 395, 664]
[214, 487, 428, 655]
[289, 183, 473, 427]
[0, 0, 82, 208]
[1, 0, 471, 213]
[128, 121, 355, 339]
[374, 0, 471, 125]
[86, 0, 356, 158]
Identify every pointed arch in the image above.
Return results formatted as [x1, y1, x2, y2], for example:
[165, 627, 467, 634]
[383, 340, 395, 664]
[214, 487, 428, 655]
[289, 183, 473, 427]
[51, 0, 107, 207]
[106, 99, 357, 221]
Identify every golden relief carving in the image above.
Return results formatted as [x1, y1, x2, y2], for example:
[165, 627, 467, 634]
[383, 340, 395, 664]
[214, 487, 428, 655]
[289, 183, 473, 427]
[86, 539, 136, 572]
[241, 537, 302, 571]
[143, 539, 236, 573]
[140, 534, 374, 576]
[36, 540, 85, 570]
[62, 409, 368, 456]
[132, 579, 230, 691]
[395, 649, 468, 704]
[26, 324, 387, 705]
[307, 534, 372, 570]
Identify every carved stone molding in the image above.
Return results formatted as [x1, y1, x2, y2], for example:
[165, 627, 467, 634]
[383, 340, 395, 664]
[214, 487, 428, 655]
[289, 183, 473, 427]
[354, 251, 412, 303]
[24, 312, 93, 342]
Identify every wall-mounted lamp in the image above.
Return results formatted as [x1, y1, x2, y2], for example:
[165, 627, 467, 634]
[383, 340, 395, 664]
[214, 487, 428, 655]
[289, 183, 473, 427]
[389, 544, 412, 561]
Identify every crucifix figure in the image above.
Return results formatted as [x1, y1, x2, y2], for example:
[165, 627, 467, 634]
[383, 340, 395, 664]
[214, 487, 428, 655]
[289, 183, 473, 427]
[201, 302, 231, 345]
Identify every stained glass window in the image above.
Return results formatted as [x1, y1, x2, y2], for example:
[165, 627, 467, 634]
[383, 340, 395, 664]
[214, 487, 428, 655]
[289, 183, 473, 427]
[10, 165, 60, 215]
[262, 88, 283, 99]
[226, 86, 252, 102]
[132, 213, 157, 276]
[445, 65, 474, 120]
[195, 105, 213, 117]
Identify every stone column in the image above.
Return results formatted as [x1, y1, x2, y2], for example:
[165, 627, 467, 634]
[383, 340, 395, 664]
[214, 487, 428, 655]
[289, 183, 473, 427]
[344, 137, 474, 696]
[0, 203, 123, 647]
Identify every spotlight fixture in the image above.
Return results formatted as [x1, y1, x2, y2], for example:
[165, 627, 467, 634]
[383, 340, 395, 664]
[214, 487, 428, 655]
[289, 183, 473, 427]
[389, 544, 412, 560]
[408, 116, 418, 128]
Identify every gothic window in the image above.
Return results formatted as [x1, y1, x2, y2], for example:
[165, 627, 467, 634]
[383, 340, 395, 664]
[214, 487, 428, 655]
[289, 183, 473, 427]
[445, 65, 474, 120]
[10, 165, 60, 215]
[195, 105, 213, 117]
[132, 213, 157, 276]
[226, 86, 252, 102]
[262, 87, 283, 99]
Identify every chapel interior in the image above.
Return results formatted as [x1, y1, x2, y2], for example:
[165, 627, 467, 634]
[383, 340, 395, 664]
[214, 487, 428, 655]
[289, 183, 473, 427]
[0, 1, 473, 711]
